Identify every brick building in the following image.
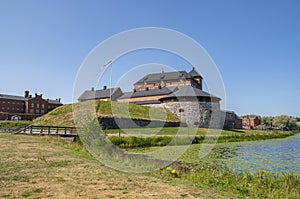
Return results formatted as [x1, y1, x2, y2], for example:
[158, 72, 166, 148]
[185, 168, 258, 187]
[0, 90, 62, 121]
[241, 117, 261, 129]
[134, 67, 202, 91]
[118, 67, 203, 104]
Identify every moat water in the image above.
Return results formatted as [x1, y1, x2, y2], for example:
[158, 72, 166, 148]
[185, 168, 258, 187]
[221, 133, 300, 175]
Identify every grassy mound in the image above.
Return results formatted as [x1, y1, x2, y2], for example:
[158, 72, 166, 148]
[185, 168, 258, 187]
[33, 100, 179, 127]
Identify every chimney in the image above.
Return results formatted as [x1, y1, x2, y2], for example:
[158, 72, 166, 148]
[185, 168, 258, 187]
[29, 95, 32, 98]
[158, 85, 162, 89]
[24, 90, 29, 98]
[58, 98, 61, 102]
[91, 87, 94, 91]
[133, 89, 136, 92]
[103, 86, 107, 90]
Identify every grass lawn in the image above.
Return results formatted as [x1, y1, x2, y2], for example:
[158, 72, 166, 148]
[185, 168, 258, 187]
[33, 101, 180, 127]
[105, 127, 295, 148]
[0, 132, 235, 199]
[105, 127, 287, 136]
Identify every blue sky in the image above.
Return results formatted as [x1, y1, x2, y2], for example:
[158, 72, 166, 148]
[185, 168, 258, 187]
[0, 0, 299, 117]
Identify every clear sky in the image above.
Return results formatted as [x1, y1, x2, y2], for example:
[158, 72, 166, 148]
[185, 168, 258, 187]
[0, 0, 299, 117]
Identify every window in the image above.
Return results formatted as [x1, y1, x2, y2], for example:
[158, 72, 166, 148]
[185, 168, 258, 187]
[31, 103, 34, 108]
[37, 103, 39, 108]
[42, 104, 44, 109]
[178, 108, 184, 113]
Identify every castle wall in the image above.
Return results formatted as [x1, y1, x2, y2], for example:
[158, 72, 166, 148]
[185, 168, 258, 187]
[148, 101, 223, 128]
[98, 117, 184, 129]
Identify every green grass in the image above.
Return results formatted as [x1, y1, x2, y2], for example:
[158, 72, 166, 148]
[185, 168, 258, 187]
[105, 127, 292, 136]
[154, 162, 300, 199]
[0, 133, 235, 198]
[106, 127, 295, 148]
[0, 121, 31, 129]
[2, 132, 299, 198]
[33, 100, 179, 127]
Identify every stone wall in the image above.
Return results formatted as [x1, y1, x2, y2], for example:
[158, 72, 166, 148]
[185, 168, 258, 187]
[148, 101, 224, 128]
[98, 117, 185, 129]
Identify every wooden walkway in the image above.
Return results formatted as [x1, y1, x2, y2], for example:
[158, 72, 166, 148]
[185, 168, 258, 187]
[14, 125, 78, 140]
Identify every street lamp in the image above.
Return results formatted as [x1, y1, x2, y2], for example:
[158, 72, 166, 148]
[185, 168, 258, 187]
[103, 60, 113, 100]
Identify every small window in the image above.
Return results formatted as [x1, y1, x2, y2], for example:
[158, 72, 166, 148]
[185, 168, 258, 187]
[42, 104, 44, 109]
[178, 108, 184, 113]
[31, 103, 34, 108]
[37, 103, 39, 108]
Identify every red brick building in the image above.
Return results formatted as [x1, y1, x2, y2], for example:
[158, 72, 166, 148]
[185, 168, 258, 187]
[118, 68, 203, 104]
[0, 90, 62, 121]
[241, 117, 261, 129]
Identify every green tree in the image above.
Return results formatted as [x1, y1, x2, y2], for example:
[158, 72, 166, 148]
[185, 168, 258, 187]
[262, 116, 274, 128]
[273, 115, 297, 130]
[296, 122, 300, 130]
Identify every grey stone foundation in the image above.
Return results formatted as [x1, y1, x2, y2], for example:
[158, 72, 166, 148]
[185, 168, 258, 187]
[148, 102, 224, 128]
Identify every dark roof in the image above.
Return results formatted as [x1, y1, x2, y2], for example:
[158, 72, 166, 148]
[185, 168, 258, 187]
[0, 94, 24, 101]
[0, 93, 62, 104]
[47, 99, 62, 105]
[130, 100, 161, 105]
[159, 86, 221, 101]
[134, 71, 193, 85]
[118, 86, 178, 99]
[78, 87, 122, 101]
[188, 67, 203, 78]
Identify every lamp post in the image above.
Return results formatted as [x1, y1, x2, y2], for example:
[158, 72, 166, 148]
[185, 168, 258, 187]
[103, 60, 113, 100]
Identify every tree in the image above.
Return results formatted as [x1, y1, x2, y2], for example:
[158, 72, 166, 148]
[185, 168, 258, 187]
[262, 116, 274, 128]
[297, 122, 300, 130]
[272, 115, 297, 131]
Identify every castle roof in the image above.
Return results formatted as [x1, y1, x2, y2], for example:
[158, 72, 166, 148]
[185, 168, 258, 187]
[78, 87, 123, 101]
[188, 67, 203, 78]
[159, 86, 221, 101]
[118, 86, 178, 99]
[134, 71, 193, 85]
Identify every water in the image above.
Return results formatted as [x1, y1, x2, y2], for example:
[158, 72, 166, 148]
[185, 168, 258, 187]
[222, 133, 300, 175]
